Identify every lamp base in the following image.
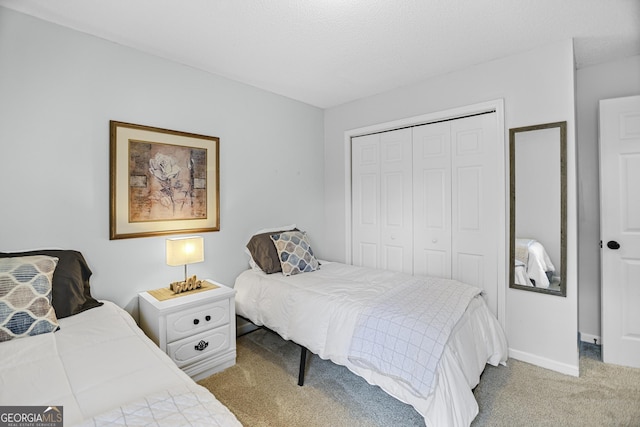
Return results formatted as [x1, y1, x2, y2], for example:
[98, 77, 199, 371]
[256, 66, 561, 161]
[170, 275, 203, 294]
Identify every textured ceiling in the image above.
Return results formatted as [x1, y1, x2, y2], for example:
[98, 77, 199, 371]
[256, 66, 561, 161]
[1, 0, 639, 108]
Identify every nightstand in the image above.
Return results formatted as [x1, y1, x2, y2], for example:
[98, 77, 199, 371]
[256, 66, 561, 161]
[138, 279, 236, 381]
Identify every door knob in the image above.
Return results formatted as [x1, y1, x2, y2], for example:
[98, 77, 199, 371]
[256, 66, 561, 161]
[607, 240, 621, 250]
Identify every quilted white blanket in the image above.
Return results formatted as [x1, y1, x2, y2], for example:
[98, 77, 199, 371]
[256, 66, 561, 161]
[348, 277, 481, 398]
[78, 385, 237, 427]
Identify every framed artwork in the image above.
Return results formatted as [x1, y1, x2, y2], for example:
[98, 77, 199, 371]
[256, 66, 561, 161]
[110, 121, 219, 239]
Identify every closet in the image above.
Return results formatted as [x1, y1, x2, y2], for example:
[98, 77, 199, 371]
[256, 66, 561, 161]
[351, 112, 499, 314]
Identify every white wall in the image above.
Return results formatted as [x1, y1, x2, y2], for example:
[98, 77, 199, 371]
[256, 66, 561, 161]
[575, 55, 640, 343]
[324, 40, 579, 375]
[0, 7, 325, 317]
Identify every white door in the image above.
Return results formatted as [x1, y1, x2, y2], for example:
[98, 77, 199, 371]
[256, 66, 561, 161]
[451, 113, 499, 314]
[600, 95, 640, 369]
[379, 129, 413, 273]
[413, 121, 452, 278]
[352, 128, 413, 273]
[412, 113, 499, 314]
[352, 133, 381, 269]
[354, 113, 499, 314]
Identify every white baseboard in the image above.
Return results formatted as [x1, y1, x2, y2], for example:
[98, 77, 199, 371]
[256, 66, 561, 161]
[580, 333, 602, 345]
[508, 348, 579, 377]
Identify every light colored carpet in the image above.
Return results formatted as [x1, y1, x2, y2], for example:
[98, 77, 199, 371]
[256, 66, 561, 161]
[199, 329, 640, 426]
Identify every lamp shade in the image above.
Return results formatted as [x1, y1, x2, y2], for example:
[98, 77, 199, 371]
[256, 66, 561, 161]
[166, 236, 204, 266]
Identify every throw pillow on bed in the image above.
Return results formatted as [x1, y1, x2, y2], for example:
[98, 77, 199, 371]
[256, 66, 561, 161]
[0, 255, 60, 342]
[270, 231, 320, 276]
[246, 227, 298, 274]
[0, 250, 103, 318]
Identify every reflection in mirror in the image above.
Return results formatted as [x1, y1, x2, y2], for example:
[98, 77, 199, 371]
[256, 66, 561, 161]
[509, 121, 567, 296]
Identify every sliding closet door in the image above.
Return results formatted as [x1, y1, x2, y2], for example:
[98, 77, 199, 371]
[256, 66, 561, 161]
[412, 113, 498, 313]
[352, 113, 499, 314]
[352, 128, 413, 273]
[413, 121, 452, 278]
[451, 113, 499, 314]
[352, 133, 380, 268]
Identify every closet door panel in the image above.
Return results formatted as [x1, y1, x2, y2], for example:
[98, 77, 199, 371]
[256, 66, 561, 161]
[380, 129, 413, 273]
[456, 166, 481, 231]
[413, 122, 452, 277]
[352, 129, 412, 273]
[358, 242, 378, 269]
[352, 134, 380, 268]
[416, 249, 449, 278]
[455, 253, 484, 288]
[451, 114, 498, 314]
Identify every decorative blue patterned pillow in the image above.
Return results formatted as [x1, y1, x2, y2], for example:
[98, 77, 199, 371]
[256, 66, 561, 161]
[0, 255, 60, 342]
[270, 231, 320, 276]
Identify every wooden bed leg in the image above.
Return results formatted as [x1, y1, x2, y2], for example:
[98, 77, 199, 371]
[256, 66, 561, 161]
[298, 346, 307, 386]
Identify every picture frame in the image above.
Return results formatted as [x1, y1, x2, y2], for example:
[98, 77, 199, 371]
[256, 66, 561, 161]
[110, 121, 219, 240]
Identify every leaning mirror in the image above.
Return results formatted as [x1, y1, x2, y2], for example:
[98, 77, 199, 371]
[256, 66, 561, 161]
[509, 121, 567, 296]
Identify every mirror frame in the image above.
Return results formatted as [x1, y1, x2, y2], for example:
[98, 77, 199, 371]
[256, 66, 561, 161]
[509, 121, 567, 297]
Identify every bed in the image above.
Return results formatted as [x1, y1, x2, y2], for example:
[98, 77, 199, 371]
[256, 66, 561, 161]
[514, 238, 556, 288]
[236, 227, 508, 427]
[0, 250, 241, 427]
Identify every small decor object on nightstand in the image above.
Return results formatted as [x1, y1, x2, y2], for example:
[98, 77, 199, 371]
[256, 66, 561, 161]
[170, 275, 203, 294]
[166, 236, 205, 294]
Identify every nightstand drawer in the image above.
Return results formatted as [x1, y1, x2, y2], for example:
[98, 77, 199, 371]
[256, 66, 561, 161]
[166, 299, 229, 342]
[167, 324, 230, 368]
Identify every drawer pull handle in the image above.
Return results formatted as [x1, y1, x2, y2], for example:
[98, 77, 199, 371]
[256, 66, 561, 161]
[194, 340, 208, 351]
[193, 319, 200, 325]
[205, 315, 211, 321]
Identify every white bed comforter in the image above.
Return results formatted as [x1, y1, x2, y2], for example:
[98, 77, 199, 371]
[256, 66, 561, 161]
[234, 262, 508, 427]
[0, 301, 241, 427]
[348, 277, 481, 399]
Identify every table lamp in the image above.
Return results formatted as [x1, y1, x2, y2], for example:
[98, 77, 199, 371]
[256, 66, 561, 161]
[166, 236, 204, 290]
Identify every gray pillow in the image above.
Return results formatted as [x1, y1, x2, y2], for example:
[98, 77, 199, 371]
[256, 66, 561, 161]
[246, 228, 298, 274]
[0, 250, 103, 318]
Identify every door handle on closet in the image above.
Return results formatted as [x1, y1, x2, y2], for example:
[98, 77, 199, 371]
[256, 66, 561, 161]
[606, 240, 621, 250]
